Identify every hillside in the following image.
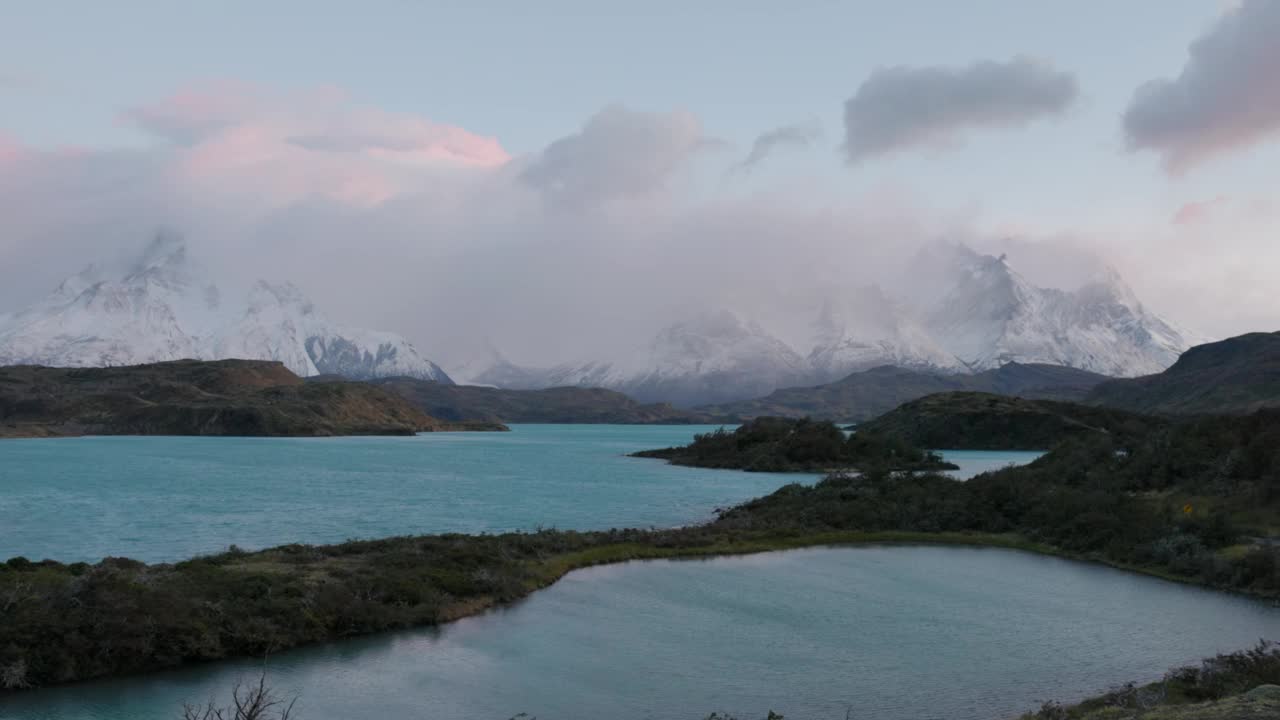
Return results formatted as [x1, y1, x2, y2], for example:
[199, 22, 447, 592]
[364, 377, 714, 424]
[1089, 331, 1280, 415]
[0, 360, 499, 438]
[702, 362, 1110, 423]
[857, 391, 1159, 450]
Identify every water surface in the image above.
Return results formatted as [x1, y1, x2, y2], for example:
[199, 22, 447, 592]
[4, 545, 1276, 720]
[935, 449, 1043, 478]
[0, 426, 1026, 563]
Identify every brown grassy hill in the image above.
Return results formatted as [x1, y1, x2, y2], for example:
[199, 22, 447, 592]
[0, 359, 498, 438]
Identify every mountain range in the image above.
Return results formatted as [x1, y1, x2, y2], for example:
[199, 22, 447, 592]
[702, 362, 1112, 423]
[0, 236, 1193, 407]
[467, 310, 812, 406]
[468, 245, 1190, 406]
[0, 233, 454, 383]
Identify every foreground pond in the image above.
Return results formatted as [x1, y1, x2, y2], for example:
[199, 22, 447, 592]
[0, 425, 1031, 563]
[3, 545, 1276, 720]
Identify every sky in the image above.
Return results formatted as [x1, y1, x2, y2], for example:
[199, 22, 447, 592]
[2, 0, 1278, 365]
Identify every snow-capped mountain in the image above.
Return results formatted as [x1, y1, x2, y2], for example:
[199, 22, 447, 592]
[807, 288, 964, 380]
[0, 233, 453, 383]
[924, 247, 1186, 377]
[465, 244, 1190, 406]
[473, 310, 810, 406]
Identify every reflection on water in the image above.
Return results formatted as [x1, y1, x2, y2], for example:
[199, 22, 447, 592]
[6, 545, 1277, 720]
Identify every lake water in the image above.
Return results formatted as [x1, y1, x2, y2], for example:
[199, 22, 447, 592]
[0, 425, 1035, 563]
[4, 545, 1276, 720]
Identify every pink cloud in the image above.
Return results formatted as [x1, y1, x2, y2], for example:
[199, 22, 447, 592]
[1173, 195, 1228, 225]
[122, 80, 263, 145]
[114, 81, 511, 208]
[1124, 0, 1280, 172]
[173, 123, 378, 208]
[359, 123, 510, 168]
[180, 123, 286, 175]
[124, 81, 510, 168]
[0, 132, 21, 165]
[296, 110, 510, 168]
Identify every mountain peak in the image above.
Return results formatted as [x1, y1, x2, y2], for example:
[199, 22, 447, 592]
[54, 264, 102, 300]
[0, 232, 451, 384]
[122, 230, 200, 291]
[132, 230, 188, 272]
[922, 248, 1185, 377]
[1073, 264, 1142, 308]
[464, 246, 1188, 403]
[664, 309, 749, 339]
[249, 280, 315, 315]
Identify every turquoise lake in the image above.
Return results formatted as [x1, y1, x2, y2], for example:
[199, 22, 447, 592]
[3, 545, 1277, 720]
[0, 425, 1039, 563]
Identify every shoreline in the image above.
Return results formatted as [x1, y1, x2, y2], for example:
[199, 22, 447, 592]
[529, 530, 1280, 605]
[6, 411, 1279, 699]
[0, 422, 509, 440]
[4, 528, 1274, 697]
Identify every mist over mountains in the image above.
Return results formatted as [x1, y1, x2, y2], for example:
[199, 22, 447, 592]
[464, 244, 1189, 405]
[0, 232, 1190, 406]
[0, 233, 453, 383]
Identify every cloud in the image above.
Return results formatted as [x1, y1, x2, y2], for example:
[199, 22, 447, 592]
[122, 80, 264, 144]
[0, 89, 952, 368]
[519, 105, 707, 206]
[1173, 196, 1228, 225]
[843, 56, 1077, 163]
[2, 82, 1274, 371]
[97, 82, 514, 213]
[124, 81, 510, 170]
[0, 132, 20, 164]
[1123, 0, 1280, 172]
[734, 123, 821, 173]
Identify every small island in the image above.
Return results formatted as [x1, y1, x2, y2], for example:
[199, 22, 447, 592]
[631, 416, 958, 472]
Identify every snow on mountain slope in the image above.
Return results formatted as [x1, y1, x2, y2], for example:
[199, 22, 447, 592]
[0, 234, 453, 383]
[0, 237, 208, 368]
[807, 288, 963, 382]
[616, 310, 810, 405]
[464, 245, 1189, 404]
[473, 310, 810, 406]
[924, 246, 1186, 377]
